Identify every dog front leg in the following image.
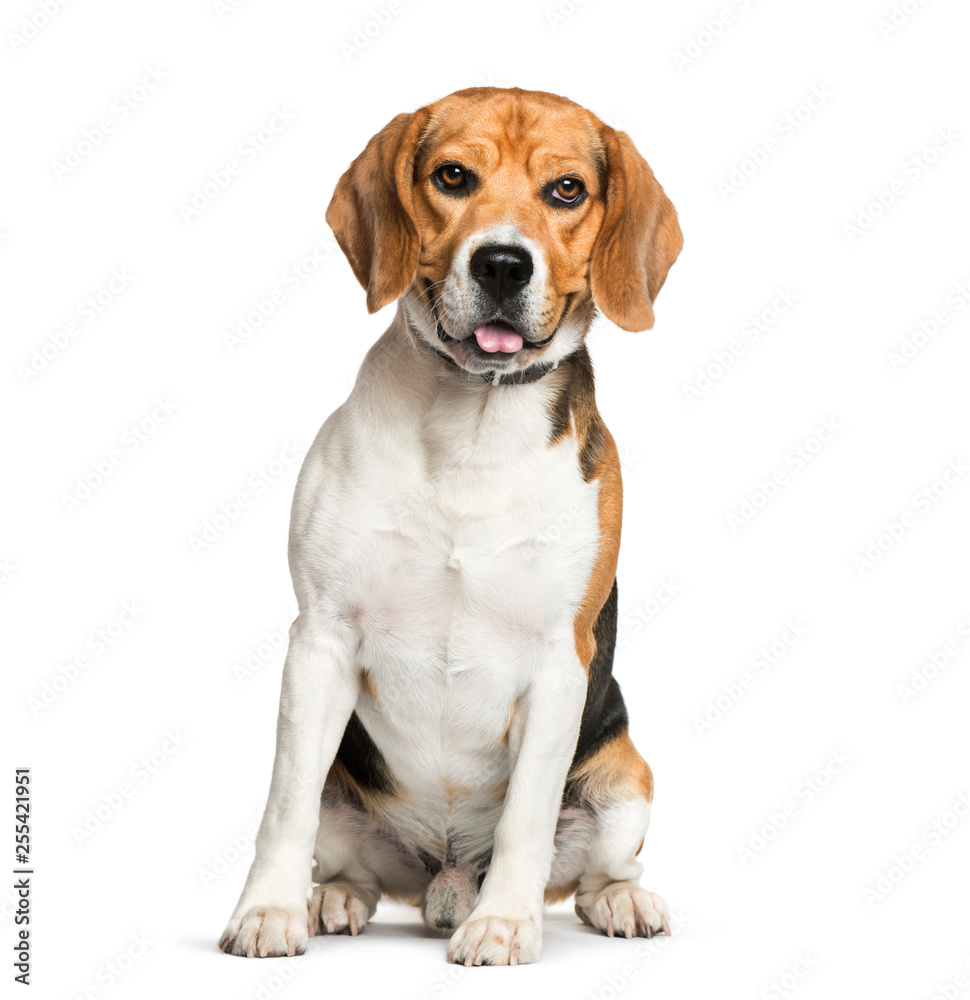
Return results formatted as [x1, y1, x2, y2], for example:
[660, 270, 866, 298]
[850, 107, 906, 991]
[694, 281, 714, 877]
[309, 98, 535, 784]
[447, 648, 588, 966]
[220, 620, 359, 958]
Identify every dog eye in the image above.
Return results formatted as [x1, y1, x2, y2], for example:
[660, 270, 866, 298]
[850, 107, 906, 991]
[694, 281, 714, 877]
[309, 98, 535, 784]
[548, 176, 586, 206]
[434, 163, 468, 192]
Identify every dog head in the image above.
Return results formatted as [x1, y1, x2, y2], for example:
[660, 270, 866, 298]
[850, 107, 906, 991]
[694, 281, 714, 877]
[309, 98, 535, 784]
[326, 87, 683, 378]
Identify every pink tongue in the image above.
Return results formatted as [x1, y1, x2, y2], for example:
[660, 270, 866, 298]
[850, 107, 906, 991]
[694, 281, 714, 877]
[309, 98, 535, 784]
[474, 324, 523, 353]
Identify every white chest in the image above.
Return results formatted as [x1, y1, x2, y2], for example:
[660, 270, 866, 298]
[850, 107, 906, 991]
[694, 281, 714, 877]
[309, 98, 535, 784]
[343, 444, 597, 853]
[291, 344, 602, 853]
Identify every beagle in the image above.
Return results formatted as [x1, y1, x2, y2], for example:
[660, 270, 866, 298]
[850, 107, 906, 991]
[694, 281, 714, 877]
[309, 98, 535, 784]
[220, 86, 682, 967]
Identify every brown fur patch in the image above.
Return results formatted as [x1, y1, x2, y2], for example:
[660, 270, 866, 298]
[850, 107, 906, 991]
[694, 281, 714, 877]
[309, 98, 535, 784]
[325, 757, 400, 818]
[567, 728, 653, 805]
[490, 777, 509, 804]
[590, 128, 683, 332]
[360, 667, 378, 701]
[326, 109, 431, 313]
[564, 360, 621, 670]
[544, 880, 580, 905]
[546, 348, 620, 671]
[383, 889, 425, 906]
[443, 777, 475, 803]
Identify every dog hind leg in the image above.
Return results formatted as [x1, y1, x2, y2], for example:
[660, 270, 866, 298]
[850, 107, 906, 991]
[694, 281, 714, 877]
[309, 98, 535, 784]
[568, 730, 671, 938]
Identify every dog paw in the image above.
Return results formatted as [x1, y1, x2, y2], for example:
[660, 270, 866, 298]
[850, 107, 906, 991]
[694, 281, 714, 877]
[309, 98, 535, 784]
[219, 905, 308, 958]
[308, 881, 377, 936]
[575, 883, 671, 939]
[447, 914, 541, 966]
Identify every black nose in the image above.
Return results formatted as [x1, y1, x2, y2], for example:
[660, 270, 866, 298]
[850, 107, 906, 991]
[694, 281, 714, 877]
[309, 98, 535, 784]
[469, 244, 534, 303]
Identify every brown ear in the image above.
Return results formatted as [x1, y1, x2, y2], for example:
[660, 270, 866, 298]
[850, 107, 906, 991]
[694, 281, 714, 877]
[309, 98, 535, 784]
[590, 127, 683, 332]
[325, 109, 429, 313]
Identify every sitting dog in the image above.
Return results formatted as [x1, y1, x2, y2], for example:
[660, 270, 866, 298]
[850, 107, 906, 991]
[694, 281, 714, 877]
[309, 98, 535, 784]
[220, 86, 682, 966]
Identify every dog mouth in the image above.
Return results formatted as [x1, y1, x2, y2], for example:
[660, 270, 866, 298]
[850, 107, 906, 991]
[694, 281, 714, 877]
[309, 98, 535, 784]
[431, 294, 557, 362]
[438, 318, 554, 354]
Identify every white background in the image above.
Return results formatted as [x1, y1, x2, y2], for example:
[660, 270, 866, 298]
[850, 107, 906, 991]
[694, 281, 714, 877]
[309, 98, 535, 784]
[3, 0, 970, 997]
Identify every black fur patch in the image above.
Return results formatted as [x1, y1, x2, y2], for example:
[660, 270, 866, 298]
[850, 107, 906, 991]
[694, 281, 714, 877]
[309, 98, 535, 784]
[471, 846, 492, 888]
[548, 367, 573, 440]
[334, 711, 396, 797]
[416, 848, 443, 877]
[433, 894, 456, 929]
[547, 346, 608, 483]
[569, 578, 628, 772]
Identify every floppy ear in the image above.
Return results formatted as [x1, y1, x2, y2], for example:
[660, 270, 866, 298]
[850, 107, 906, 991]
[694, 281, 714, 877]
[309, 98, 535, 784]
[325, 109, 429, 313]
[590, 127, 683, 332]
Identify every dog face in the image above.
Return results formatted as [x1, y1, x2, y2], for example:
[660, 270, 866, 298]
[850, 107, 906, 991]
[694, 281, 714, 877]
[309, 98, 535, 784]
[326, 87, 683, 377]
